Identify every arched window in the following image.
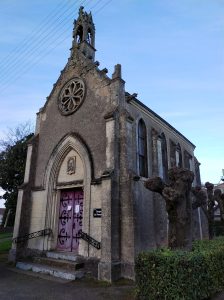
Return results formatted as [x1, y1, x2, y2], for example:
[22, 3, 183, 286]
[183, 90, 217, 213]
[157, 133, 168, 181]
[170, 140, 176, 167]
[175, 143, 182, 168]
[87, 28, 92, 45]
[194, 158, 201, 186]
[184, 150, 192, 170]
[138, 119, 148, 177]
[170, 140, 182, 168]
[75, 26, 83, 44]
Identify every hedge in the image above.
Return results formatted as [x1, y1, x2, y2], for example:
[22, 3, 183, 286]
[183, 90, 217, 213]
[135, 238, 224, 300]
[214, 221, 224, 237]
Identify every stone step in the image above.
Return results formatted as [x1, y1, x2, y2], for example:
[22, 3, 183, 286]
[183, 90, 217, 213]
[46, 251, 82, 262]
[16, 261, 84, 281]
[33, 256, 84, 271]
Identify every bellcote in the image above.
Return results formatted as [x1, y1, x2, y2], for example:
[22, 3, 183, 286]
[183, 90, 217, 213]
[71, 6, 96, 61]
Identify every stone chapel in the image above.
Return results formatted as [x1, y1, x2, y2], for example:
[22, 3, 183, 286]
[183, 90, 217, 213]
[10, 7, 206, 281]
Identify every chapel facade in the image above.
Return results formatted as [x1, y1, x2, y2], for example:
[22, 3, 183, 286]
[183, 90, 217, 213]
[10, 7, 206, 281]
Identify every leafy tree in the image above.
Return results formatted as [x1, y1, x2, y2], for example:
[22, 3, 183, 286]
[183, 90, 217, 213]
[0, 123, 33, 226]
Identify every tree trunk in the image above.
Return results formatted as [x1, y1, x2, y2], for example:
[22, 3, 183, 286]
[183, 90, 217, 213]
[145, 167, 194, 250]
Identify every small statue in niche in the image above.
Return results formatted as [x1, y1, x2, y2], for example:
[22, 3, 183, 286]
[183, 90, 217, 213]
[67, 157, 76, 175]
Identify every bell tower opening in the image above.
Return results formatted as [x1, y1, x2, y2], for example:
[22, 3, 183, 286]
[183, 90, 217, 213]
[71, 6, 96, 61]
[76, 25, 83, 44]
[87, 28, 92, 45]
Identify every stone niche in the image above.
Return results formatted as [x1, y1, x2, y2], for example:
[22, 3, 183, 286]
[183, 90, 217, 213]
[57, 149, 84, 185]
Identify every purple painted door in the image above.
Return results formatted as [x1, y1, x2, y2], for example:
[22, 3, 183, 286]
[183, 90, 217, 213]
[57, 189, 83, 252]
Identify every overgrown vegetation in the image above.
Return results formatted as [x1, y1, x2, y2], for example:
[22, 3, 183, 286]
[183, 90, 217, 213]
[0, 123, 33, 226]
[135, 238, 224, 300]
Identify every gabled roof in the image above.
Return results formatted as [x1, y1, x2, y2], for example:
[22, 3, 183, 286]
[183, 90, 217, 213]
[125, 92, 195, 148]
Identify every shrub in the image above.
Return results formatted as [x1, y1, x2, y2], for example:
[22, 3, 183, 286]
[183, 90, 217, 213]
[213, 221, 224, 237]
[135, 238, 224, 300]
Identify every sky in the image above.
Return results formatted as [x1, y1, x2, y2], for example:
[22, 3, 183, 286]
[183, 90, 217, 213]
[0, 0, 223, 207]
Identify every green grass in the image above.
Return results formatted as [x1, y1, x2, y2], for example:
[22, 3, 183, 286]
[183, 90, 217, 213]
[0, 232, 13, 239]
[0, 232, 12, 254]
[0, 239, 12, 253]
[0, 233, 12, 262]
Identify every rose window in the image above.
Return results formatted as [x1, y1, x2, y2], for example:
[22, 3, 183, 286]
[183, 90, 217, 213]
[58, 78, 85, 115]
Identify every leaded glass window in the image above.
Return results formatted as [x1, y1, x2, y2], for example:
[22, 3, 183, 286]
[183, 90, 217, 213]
[138, 119, 148, 177]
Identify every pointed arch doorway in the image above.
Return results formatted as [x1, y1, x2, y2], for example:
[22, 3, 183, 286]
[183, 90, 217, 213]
[57, 188, 83, 252]
[44, 134, 93, 256]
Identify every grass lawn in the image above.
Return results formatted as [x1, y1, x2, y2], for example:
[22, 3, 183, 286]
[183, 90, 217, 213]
[0, 232, 12, 254]
[0, 239, 12, 253]
[0, 235, 12, 263]
[0, 232, 13, 239]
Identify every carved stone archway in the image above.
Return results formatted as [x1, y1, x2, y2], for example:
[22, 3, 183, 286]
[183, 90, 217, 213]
[43, 134, 92, 256]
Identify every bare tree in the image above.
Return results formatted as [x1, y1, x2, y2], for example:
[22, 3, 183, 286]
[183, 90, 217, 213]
[0, 121, 34, 150]
[192, 182, 224, 239]
[0, 122, 33, 226]
[145, 167, 194, 250]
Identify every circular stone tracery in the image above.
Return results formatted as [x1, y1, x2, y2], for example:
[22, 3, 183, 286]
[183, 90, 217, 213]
[58, 78, 85, 115]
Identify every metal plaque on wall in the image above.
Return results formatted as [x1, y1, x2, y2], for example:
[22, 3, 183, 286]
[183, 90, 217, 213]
[93, 208, 102, 218]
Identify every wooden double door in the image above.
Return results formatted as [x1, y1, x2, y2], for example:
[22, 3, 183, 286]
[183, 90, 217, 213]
[57, 189, 83, 252]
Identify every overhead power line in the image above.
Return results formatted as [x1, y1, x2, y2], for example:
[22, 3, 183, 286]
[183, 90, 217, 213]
[0, 0, 84, 75]
[0, 0, 113, 94]
[94, 0, 113, 15]
[89, 0, 105, 10]
[0, 32, 72, 95]
[1, 10, 76, 83]
[0, 0, 88, 86]
[0, 0, 75, 70]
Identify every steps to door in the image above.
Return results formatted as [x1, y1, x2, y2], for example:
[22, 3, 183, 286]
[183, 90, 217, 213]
[46, 251, 82, 262]
[16, 251, 85, 281]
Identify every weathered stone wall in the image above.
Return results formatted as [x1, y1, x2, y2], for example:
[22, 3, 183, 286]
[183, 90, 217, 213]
[123, 98, 198, 255]
[27, 190, 47, 250]
[34, 60, 117, 189]
[57, 149, 84, 184]
[11, 43, 202, 281]
[132, 180, 157, 252]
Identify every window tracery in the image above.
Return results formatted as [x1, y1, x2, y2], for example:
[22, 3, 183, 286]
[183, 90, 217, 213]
[58, 78, 85, 116]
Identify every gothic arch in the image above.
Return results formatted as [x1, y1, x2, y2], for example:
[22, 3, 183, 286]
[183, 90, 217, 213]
[157, 132, 168, 181]
[169, 140, 182, 168]
[43, 133, 92, 255]
[176, 143, 182, 168]
[75, 25, 83, 43]
[43, 132, 94, 189]
[137, 118, 148, 177]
